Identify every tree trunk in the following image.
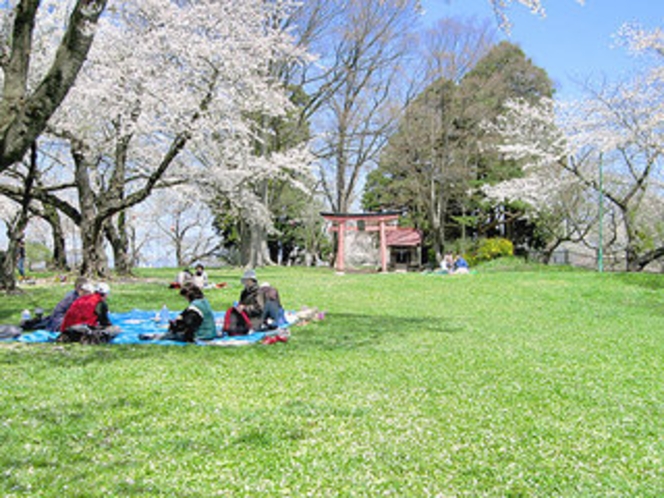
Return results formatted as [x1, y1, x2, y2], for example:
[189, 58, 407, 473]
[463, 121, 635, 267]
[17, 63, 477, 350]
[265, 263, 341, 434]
[239, 219, 273, 268]
[630, 246, 664, 272]
[105, 215, 133, 276]
[78, 213, 108, 277]
[42, 202, 69, 271]
[0, 0, 108, 171]
[73, 145, 109, 277]
[623, 212, 642, 272]
[430, 185, 446, 265]
[1, 142, 38, 288]
[1, 217, 29, 291]
[540, 239, 564, 265]
[0, 243, 18, 291]
[625, 246, 641, 272]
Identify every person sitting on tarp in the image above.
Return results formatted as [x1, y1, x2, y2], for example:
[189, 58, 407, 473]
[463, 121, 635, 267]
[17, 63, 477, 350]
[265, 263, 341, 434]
[192, 264, 209, 289]
[58, 282, 119, 343]
[237, 269, 264, 330]
[19, 277, 91, 332]
[259, 282, 284, 330]
[59, 282, 112, 330]
[48, 277, 92, 331]
[161, 284, 217, 342]
[222, 269, 263, 336]
[440, 253, 454, 274]
[169, 268, 193, 289]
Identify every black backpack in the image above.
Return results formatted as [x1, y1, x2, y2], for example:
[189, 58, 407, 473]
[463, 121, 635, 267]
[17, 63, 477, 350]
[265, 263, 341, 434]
[57, 325, 116, 345]
[222, 307, 253, 336]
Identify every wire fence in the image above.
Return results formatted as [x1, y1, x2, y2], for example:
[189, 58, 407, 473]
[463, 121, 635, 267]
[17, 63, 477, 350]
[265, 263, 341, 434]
[532, 248, 664, 273]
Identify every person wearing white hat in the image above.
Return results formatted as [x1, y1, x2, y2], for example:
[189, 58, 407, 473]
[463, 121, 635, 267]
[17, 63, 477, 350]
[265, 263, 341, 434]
[96, 282, 111, 295]
[59, 281, 114, 333]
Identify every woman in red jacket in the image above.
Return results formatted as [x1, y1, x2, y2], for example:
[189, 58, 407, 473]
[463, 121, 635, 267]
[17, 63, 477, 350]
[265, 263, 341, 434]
[60, 282, 113, 331]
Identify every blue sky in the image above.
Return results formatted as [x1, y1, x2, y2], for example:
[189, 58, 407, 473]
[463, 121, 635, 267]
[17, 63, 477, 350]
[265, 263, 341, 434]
[421, 0, 663, 100]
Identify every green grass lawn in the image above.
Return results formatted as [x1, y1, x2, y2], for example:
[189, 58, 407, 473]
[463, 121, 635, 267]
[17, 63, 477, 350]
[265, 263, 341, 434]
[1, 265, 662, 496]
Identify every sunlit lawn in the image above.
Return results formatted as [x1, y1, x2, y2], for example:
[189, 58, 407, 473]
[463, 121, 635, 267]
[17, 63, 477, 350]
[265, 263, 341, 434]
[1, 264, 662, 496]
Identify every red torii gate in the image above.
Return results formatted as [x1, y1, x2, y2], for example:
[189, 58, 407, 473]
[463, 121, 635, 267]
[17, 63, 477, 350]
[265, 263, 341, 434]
[321, 211, 401, 273]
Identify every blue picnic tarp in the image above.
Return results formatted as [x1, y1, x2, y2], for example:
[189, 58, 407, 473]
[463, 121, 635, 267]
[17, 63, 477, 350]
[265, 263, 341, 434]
[7, 309, 293, 346]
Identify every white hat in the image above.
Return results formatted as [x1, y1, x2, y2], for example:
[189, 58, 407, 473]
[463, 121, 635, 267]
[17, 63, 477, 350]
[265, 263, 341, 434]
[80, 282, 95, 294]
[96, 282, 111, 295]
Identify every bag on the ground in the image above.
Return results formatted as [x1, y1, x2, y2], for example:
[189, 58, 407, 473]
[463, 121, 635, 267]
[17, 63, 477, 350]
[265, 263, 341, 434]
[57, 325, 116, 345]
[222, 307, 253, 336]
[20, 315, 50, 331]
[162, 319, 194, 343]
[0, 324, 22, 339]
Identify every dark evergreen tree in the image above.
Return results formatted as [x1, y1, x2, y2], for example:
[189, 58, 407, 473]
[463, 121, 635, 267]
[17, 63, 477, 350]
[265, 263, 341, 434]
[363, 41, 554, 260]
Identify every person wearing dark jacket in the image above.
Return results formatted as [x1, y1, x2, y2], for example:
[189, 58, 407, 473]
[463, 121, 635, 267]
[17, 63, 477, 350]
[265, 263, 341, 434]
[236, 269, 264, 330]
[46, 277, 91, 331]
[19, 277, 91, 332]
[162, 284, 217, 342]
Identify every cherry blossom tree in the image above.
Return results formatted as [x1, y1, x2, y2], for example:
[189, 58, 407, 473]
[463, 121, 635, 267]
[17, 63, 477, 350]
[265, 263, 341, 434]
[17, 0, 309, 276]
[486, 21, 664, 270]
[482, 99, 604, 262]
[197, 141, 314, 267]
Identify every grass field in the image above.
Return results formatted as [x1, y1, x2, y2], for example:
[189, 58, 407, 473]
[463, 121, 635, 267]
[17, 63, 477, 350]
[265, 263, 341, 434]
[1, 264, 662, 496]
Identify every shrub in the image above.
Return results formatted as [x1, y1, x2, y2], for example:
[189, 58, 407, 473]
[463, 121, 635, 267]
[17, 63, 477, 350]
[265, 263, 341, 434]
[473, 237, 514, 263]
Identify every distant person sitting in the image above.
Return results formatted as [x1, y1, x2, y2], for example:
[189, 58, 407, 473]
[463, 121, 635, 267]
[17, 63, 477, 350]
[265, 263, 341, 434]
[453, 254, 470, 274]
[440, 253, 454, 274]
[192, 264, 209, 289]
[160, 284, 217, 342]
[237, 269, 264, 330]
[170, 268, 193, 289]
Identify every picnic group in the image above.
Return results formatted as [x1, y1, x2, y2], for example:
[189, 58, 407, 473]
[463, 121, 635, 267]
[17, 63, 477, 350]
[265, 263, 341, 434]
[4, 268, 287, 345]
[438, 253, 470, 275]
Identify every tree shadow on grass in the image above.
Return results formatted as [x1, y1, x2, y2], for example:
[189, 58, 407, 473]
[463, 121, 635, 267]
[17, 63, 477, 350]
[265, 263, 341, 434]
[0, 342, 177, 369]
[295, 312, 466, 350]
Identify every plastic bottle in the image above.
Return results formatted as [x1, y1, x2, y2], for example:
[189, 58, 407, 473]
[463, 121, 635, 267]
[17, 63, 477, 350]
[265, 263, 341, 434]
[160, 304, 170, 324]
[21, 309, 31, 322]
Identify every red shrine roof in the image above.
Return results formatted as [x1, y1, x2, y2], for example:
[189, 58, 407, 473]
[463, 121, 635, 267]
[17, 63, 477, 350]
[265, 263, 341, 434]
[386, 228, 422, 247]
